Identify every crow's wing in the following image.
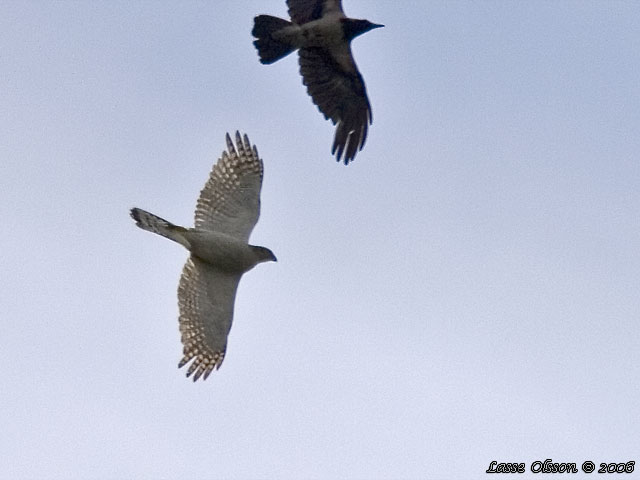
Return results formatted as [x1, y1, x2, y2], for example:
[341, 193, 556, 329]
[286, 0, 343, 24]
[299, 45, 372, 163]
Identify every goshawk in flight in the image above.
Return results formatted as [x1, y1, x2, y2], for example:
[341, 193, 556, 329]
[252, 0, 383, 164]
[130, 132, 276, 381]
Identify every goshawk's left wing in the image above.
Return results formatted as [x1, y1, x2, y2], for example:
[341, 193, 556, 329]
[177, 256, 242, 381]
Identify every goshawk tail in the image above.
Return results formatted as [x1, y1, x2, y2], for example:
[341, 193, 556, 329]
[130, 207, 190, 249]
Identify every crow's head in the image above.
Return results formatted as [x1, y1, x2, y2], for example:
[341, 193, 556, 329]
[342, 18, 384, 41]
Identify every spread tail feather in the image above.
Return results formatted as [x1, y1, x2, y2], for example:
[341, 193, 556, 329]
[130, 207, 190, 249]
[252, 15, 295, 64]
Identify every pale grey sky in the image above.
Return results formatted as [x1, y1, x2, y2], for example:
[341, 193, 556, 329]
[1, 1, 639, 479]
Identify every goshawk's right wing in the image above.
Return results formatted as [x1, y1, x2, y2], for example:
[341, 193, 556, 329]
[194, 132, 263, 242]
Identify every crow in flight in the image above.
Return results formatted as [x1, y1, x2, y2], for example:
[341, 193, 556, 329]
[252, 0, 383, 164]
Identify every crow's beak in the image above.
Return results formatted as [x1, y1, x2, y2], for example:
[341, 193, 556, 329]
[372, 23, 384, 29]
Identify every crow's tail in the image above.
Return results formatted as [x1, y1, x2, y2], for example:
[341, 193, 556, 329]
[252, 15, 295, 64]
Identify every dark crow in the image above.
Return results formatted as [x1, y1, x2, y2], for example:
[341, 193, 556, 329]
[252, 0, 383, 164]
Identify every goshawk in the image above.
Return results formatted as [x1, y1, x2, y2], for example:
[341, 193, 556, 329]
[131, 132, 276, 381]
